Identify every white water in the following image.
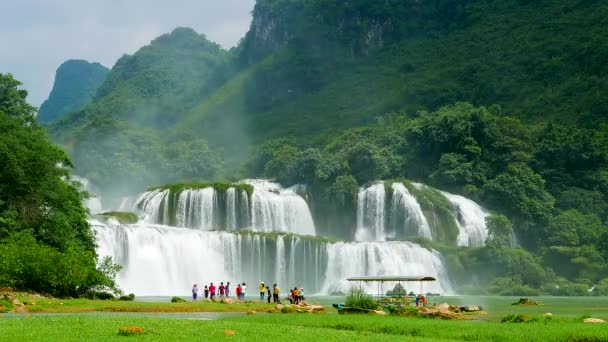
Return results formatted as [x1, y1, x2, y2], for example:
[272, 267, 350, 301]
[355, 182, 386, 241]
[176, 188, 217, 230]
[93, 220, 450, 296]
[390, 183, 432, 239]
[136, 190, 171, 225]
[322, 241, 450, 294]
[245, 179, 315, 235]
[441, 191, 489, 247]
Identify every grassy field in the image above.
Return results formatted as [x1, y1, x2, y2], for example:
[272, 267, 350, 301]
[2, 295, 607, 341]
[1, 313, 607, 341]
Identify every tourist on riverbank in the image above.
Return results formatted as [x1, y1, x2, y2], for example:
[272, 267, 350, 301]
[273, 284, 280, 304]
[299, 286, 305, 302]
[242, 283, 247, 301]
[267, 286, 272, 303]
[192, 284, 198, 301]
[209, 282, 216, 299]
[204, 285, 209, 299]
[293, 287, 300, 304]
[226, 282, 231, 297]
[259, 282, 266, 301]
[236, 283, 242, 300]
[219, 282, 226, 298]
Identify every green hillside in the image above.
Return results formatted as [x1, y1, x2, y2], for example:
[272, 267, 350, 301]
[37, 60, 108, 124]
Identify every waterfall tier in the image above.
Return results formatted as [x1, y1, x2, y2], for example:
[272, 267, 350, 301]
[354, 181, 488, 246]
[93, 220, 450, 296]
[135, 180, 315, 235]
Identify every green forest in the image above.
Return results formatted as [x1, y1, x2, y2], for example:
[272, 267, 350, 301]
[3, 0, 608, 296]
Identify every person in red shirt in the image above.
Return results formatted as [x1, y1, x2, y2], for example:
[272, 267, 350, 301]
[219, 282, 226, 298]
[209, 282, 216, 299]
[236, 284, 242, 300]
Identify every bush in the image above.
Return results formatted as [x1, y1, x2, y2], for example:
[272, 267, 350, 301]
[344, 287, 377, 310]
[82, 291, 115, 300]
[501, 314, 536, 323]
[171, 296, 186, 303]
[0, 232, 120, 297]
[118, 326, 144, 336]
[119, 293, 135, 301]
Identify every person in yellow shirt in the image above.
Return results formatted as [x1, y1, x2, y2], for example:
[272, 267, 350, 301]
[259, 282, 266, 301]
[293, 287, 300, 304]
[272, 284, 280, 304]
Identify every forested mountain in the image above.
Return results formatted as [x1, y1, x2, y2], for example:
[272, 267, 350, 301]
[37, 60, 108, 124]
[32, 0, 608, 295]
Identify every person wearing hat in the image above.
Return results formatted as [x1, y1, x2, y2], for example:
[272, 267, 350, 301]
[259, 282, 266, 301]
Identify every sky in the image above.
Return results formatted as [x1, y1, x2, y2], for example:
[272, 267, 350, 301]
[0, 0, 255, 107]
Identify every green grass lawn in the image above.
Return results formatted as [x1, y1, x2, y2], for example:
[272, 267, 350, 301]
[2, 295, 607, 341]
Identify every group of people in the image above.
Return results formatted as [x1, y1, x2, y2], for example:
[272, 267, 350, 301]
[191, 281, 244, 301]
[191, 281, 305, 304]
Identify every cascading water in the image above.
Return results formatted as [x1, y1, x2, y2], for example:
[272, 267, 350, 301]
[93, 220, 450, 295]
[441, 191, 489, 247]
[134, 180, 313, 235]
[355, 182, 386, 241]
[136, 189, 171, 225]
[246, 179, 316, 235]
[321, 241, 450, 295]
[389, 183, 432, 239]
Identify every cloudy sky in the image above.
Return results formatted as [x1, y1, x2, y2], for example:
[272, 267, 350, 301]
[0, 0, 255, 106]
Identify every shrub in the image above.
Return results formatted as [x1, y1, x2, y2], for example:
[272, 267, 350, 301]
[344, 287, 377, 310]
[117, 326, 144, 336]
[82, 291, 115, 300]
[119, 293, 135, 301]
[501, 314, 537, 323]
[171, 296, 186, 303]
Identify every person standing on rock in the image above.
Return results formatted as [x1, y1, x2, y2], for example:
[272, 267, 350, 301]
[209, 282, 216, 299]
[204, 285, 209, 299]
[273, 284, 280, 304]
[242, 283, 247, 301]
[192, 284, 199, 301]
[259, 282, 266, 301]
[293, 287, 300, 304]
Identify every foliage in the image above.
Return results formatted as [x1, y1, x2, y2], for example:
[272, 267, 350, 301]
[148, 182, 254, 197]
[119, 293, 136, 301]
[344, 287, 377, 310]
[171, 296, 186, 303]
[0, 232, 119, 297]
[485, 214, 514, 249]
[0, 73, 119, 296]
[98, 212, 139, 225]
[37, 60, 109, 124]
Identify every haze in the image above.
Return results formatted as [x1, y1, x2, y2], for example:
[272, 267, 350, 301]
[0, 0, 255, 107]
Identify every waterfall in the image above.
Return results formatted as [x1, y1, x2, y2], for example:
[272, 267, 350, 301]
[93, 220, 449, 296]
[176, 188, 217, 230]
[321, 241, 450, 295]
[226, 188, 237, 231]
[246, 179, 316, 235]
[389, 183, 432, 239]
[136, 189, 171, 225]
[355, 182, 387, 241]
[441, 191, 489, 247]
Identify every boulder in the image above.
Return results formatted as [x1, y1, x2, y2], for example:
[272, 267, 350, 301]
[373, 310, 387, 315]
[275, 304, 284, 310]
[437, 303, 450, 311]
[221, 298, 234, 304]
[247, 310, 256, 315]
[583, 318, 605, 323]
[211, 296, 221, 302]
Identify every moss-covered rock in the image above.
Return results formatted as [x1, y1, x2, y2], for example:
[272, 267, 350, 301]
[99, 212, 139, 224]
[405, 182, 459, 244]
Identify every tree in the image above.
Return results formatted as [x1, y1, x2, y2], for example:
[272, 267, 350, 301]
[546, 210, 605, 247]
[0, 73, 117, 295]
[486, 214, 514, 249]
